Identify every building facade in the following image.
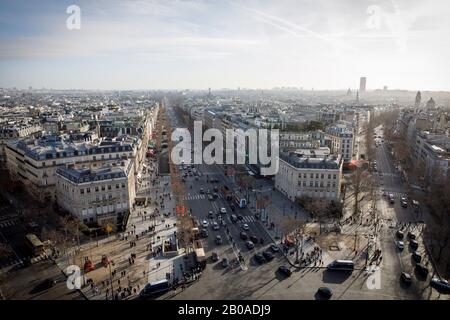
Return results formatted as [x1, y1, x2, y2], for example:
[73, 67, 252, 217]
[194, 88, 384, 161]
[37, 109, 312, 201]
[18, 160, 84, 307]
[275, 148, 343, 202]
[56, 159, 135, 230]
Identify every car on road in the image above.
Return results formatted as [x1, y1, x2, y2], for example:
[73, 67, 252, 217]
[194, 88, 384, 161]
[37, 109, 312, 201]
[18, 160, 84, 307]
[250, 235, 258, 243]
[389, 194, 395, 204]
[230, 214, 238, 223]
[327, 260, 354, 271]
[270, 244, 280, 252]
[262, 251, 274, 261]
[401, 197, 408, 208]
[415, 264, 429, 278]
[208, 194, 214, 201]
[412, 252, 422, 263]
[278, 266, 292, 277]
[208, 211, 214, 219]
[215, 235, 223, 245]
[397, 241, 405, 251]
[400, 272, 412, 285]
[220, 207, 227, 214]
[396, 230, 404, 239]
[254, 253, 266, 264]
[211, 252, 219, 262]
[230, 204, 235, 211]
[430, 278, 450, 294]
[242, 223, 250, 231]
[245, 241, 255, 250]
[213, 186, 219, 192]
[240, 232, 248, 240]
[237, 215, 244, 221]
[201, 220, 208, 228]
[199, 188, 204, 194]
[200, 228, 209, 238]
[317, 287, 333, 299]
[212, 221, 220, 230]
[410, 240, 419, 250]
[213, 193, 219, 199]
[222, 257, 229, 268]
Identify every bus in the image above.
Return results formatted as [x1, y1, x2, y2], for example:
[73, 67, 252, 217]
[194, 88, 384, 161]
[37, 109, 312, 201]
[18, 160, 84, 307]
[25, 233, 45, 256]
[233, 191, 247, 208]
[139, 279, 170, 298]
[193, 240, 206, 269]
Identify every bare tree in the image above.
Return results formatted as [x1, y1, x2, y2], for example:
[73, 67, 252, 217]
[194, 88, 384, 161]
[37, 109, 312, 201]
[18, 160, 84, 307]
[348, 166, 370, 217]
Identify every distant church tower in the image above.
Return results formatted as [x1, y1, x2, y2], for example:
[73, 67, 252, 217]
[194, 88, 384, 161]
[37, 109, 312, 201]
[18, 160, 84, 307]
[415, 91, 421, 109]
[426, 97, 436, 109]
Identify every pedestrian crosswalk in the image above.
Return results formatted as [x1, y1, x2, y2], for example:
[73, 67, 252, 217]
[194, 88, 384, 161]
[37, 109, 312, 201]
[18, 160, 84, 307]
[183, 193, 224, 201]
[0, 219, 18, 229]
[228, 215, 255, 223]
[378, 190, 407, 198]
[240, 216, 255, 223]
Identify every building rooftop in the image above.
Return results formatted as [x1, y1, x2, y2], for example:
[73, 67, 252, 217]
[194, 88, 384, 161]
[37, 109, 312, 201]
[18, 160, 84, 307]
[279, 148, 341, 170]
[56, 159, 133, 184]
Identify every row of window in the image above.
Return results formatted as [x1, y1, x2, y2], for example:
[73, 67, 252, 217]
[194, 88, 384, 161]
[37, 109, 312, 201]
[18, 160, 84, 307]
[299, 173, 338, 180]
[298, 180, 337, 188]
[80, 183, 126, 194]
[41, 153, 131, 167]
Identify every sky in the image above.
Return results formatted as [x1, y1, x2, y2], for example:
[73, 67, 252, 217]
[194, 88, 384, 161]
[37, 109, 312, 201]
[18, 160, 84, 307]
[0, 0, 449, 91]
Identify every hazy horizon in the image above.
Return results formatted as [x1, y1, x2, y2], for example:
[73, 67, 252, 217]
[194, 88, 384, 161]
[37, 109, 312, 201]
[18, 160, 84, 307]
[1, 0, 450, 91]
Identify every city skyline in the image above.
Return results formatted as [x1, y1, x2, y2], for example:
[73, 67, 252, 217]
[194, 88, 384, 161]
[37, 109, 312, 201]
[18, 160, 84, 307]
[1, 0, 450, 91]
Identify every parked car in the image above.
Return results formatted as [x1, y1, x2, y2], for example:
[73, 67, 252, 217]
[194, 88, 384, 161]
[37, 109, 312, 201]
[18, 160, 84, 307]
[245, 241, 255, 250]
[212, 221, 219, 230]
[200, 228, 209, 238]
[400, 272, 412, 285]
[254, 253, 266, 264]
[201, 220, 208, 228]
[415, 264, 429, 278]
[396, 230, 404, 239]
[412, 252, 422, 263]
[215, 235, 223, 245]
[222, 257, 229, 268]
[410, 240, 419, 250]
[430, 278, 450, 294]
[397, 241, 405, 251]
[240, 232, 248, 240]
[262, 251, 274, 261]
[407, 232, 416, 240]
[317, 287, 333, 299]
[250, 235, 258, 243]
[270, 244, 280, 252]
[278, 266, 292, 277]
[211, 252, 219, 262]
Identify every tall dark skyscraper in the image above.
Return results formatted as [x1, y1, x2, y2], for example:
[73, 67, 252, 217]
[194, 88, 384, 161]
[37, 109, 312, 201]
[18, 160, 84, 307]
[359, 77, 366, 93]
